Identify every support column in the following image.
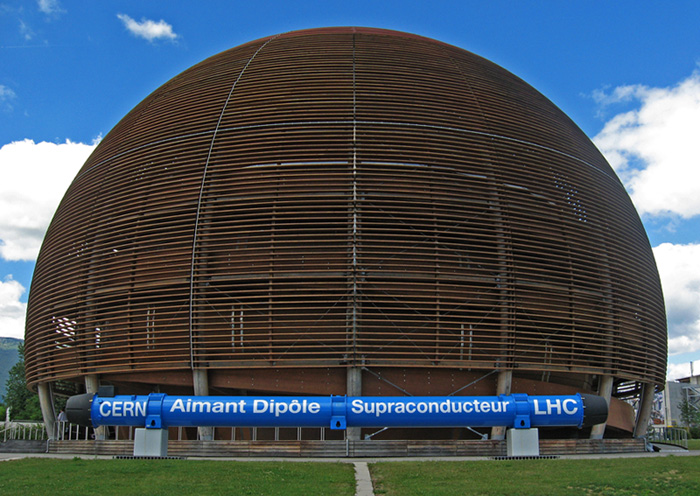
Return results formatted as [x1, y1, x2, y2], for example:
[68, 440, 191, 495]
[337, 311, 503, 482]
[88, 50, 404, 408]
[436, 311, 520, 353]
[84, 374, 106, 440]
[590, 374, 614, 439]
[193, 369, 213, 440]
[633, 382, 655, 438]
[346, 367, 362, 440]
[37, 382, 56, 440]
[490, 370, 512, 440]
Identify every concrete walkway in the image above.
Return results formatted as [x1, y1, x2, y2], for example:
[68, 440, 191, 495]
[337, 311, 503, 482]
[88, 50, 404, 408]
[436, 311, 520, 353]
[235, 449, 699, 463]
[3, 449, 700, 462]
[353, 461, 375, 496]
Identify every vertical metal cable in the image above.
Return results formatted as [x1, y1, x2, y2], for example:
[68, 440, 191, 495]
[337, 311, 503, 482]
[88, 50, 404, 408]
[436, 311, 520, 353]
[188, 35, 278, 368]
[351, 33, 358, 363]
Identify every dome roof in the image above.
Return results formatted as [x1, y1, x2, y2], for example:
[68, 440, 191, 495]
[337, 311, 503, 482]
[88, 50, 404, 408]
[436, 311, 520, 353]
[25, 27, 666, 388]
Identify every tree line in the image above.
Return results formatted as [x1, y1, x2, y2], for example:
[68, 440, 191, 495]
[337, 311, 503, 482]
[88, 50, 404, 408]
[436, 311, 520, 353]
[1, 343, 42, 421]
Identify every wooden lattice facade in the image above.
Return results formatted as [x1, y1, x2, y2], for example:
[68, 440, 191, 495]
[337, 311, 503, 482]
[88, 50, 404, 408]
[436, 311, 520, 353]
[25, 29, 666, 419]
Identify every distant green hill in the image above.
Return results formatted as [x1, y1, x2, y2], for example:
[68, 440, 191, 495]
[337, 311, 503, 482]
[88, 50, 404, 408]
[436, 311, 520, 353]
[0, 337, 22, 403]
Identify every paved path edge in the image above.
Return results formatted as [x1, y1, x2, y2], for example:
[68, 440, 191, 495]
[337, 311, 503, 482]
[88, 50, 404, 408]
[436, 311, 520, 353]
[354, 461, 375, 496]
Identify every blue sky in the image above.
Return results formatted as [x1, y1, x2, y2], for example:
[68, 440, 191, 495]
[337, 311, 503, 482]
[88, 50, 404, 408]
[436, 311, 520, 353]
[1, 1, 700, 380]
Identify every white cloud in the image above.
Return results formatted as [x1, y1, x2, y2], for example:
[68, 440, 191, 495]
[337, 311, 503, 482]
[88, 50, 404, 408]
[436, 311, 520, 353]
[653, 243, 700, 356]
[37, 0, 63, 15]
[19, 19, 34, 40]
[0, 85, 16, 111]
[117, 14, 178, 42]
[0, 276, 27, 340]
[0, 139, 97, 261]
[667, 360, 700, 382]
[592, 84, 640, 108]
[0, 85, 16, 100]
[593, 71, 700, 218]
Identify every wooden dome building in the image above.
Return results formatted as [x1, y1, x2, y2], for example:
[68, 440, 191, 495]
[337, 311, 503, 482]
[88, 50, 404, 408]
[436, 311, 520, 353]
[26, 28, 666, 441]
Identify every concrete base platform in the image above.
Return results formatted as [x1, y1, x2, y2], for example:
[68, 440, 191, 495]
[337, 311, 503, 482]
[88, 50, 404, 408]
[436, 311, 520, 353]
[46, 438, 647, 458]
[0, 440, 47, 454]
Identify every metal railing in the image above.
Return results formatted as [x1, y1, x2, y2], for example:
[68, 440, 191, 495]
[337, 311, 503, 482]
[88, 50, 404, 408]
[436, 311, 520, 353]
[1, 421, 48, 442]
[53, 421, 93, 441]
[49, 424, 333, 442]
[648, 426, 688, 449]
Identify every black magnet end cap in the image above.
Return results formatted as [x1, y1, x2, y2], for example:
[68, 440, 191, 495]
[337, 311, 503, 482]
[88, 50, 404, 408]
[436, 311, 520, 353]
[580, 394, 608, 427]
[65, 393, 94, 427]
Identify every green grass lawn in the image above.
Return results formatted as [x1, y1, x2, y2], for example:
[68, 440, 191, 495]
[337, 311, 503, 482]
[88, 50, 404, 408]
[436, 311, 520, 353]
[687, 438, 700, 450]
[371, 457, 700, 496]
[0, 458, 355, 496]
[3, 455, 700, 496]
